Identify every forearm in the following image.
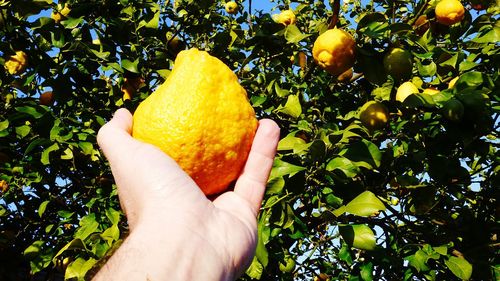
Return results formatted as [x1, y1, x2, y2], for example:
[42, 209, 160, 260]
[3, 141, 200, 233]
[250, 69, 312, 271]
[92, 221, 234, 281]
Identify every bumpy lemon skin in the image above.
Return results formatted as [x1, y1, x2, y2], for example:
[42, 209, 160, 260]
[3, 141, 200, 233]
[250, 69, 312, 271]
[435, 0, 465, 26]
[5, 51, 28, 75]
[312, 29, 356, 76]
[132, 49, 258, 195]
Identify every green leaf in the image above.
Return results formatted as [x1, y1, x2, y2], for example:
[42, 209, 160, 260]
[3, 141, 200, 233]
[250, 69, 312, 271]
[105, 208, 121, 225]
[472, 27, 500, 43]
[38, 200, 49, 218]
[15, 125, 30, 138]
[326, 156, 361, 178]
[271, 81, 288, 97]
[445, 256, 473, 280]
[51, 30, 66, 48]
[121, 59, 140, 73]
[269, 159, 305, 179]
[360, 262, 374, 281]
[90, 49, 111, 60]
[78, 142, 94, 155]
[407, 250, 430, 272]
[61, 147, 73, 160]
[255, 216, 269, 267]
[455, 72, 484, 89]
[74, 214, 99, 240]
[275, 94, 302, 118]
[41, 143, 59, 165]
[101, 224, 120, 244]
[283, 24, 310, 43]
[245, 256, 263, 279]
[417, 60, 437, 77]
[23, 240, 45, 259]
[338, 242, 353, 265]
[278, 131, 306, 151]
[61, 17, 84, 29]
[15, 106, 46, 119]
[0, 120, 8, 131]
[339, 224, 376, 251]
[433, 246, 448, 255]
[52, 239, 85, 261]
[344, 191, 386, 216]
[357, 13, 389, 38]
[24, 138, 50, 155]
[144, 4, 160, 29]
[65, 257, 97, 281]
[341, 139, 382, 169]
[371, 81, 393, 101]
[266, 176, 285, 195]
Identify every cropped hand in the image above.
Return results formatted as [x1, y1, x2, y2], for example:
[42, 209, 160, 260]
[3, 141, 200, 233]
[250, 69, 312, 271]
[93, 108, 279, 281]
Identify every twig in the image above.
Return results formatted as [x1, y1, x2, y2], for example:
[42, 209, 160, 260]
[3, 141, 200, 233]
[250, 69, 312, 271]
[327, 0, 341, 29]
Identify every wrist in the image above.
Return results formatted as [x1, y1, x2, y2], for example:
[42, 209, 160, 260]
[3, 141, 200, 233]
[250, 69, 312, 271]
[94, 208, 235, 281]
[133, 220, 234, 281]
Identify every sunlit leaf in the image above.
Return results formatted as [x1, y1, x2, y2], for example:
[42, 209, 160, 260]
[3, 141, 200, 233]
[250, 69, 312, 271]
[445, 256, 473, 280]
[339, 224, 376, 251]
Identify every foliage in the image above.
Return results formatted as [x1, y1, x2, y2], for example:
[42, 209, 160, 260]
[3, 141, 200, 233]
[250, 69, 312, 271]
[0, 0, 498, 280]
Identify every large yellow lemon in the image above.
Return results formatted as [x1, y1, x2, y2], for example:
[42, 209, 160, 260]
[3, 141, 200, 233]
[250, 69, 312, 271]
[133, 48, 258, 195]
[312, 28, 356, 76]
[435, 0, 465, 26]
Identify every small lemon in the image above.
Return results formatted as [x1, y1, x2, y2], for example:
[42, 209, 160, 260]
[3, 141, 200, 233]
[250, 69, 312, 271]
[39, 91, 55, 106]
[4, 51, 28, 75]
[442, 99, 464, 121]
[0, 180, 9, 193]
[312, 28, 356, 76]
[225, 1, 238, 14]
[121, 76, 145, 100]
[166, 34, 186, 55]
[51, 4, 70, 23]
[396, 81, 419, 102]
[413, 15, 430, 36]
[383, 48, 413, 81]
[276, 10, 296, 26]
[435, 0, 465, 26]
[359, 101, 389, 130]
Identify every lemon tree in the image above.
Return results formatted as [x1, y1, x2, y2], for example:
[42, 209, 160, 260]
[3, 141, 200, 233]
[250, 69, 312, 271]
[0, 0, 498, 280]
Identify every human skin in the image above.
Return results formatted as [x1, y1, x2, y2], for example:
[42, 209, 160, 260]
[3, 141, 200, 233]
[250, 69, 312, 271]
[93, 108, 280, 281]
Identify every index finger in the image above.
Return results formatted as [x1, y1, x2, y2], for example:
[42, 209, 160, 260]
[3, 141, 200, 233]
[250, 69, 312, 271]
[233, 119, 280, 215]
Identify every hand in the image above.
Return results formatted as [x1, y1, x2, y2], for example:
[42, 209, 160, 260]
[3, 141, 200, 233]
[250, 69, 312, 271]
[93, 108, 280, 281]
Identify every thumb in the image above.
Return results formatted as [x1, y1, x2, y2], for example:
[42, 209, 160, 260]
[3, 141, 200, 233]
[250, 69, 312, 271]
[97, 108, 141, 164]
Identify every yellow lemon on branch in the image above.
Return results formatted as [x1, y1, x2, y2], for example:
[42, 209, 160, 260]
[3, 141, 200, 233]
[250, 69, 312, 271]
[312, 28, 356, 76]
[5, 51, 28, 75]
